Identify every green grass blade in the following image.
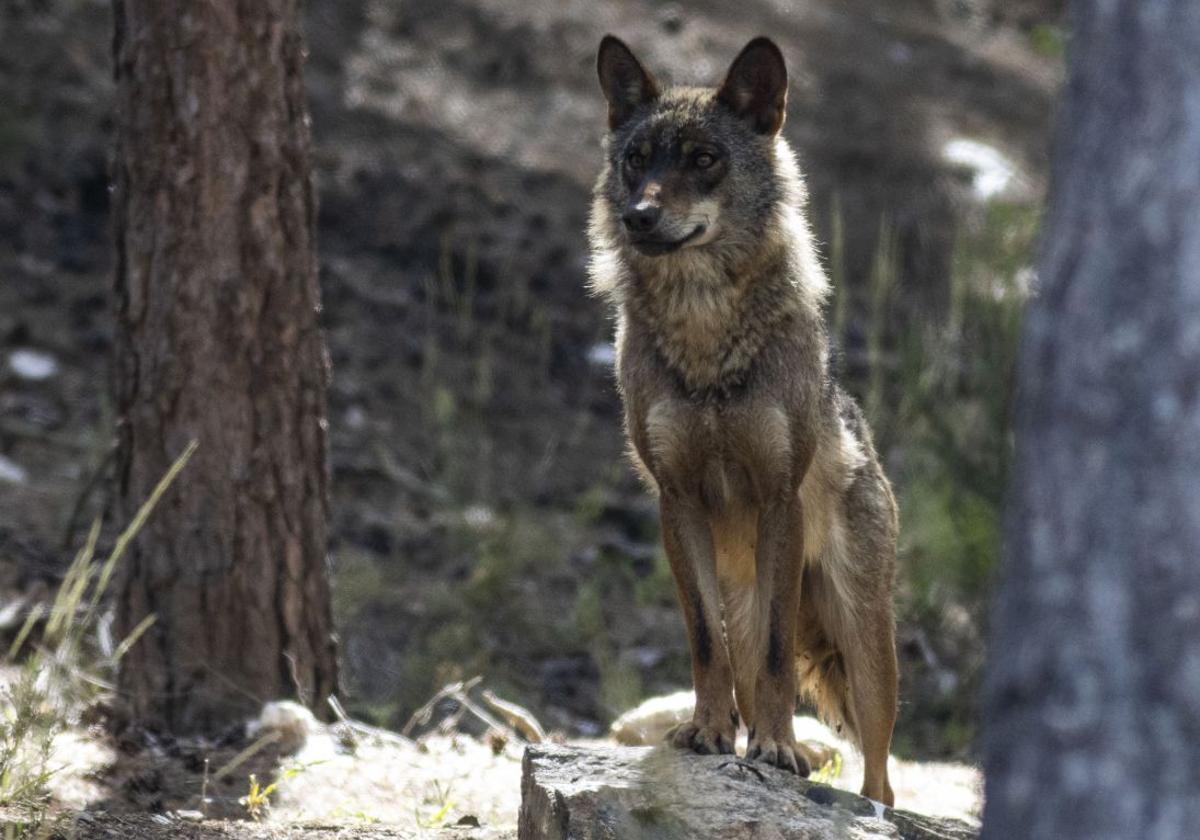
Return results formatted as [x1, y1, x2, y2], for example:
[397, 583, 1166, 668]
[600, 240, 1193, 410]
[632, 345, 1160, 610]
[45, 519, 100, 641]
[6, 603, 45, 663]
[86, 440, 198, 616]
[111, 613, 156, 663]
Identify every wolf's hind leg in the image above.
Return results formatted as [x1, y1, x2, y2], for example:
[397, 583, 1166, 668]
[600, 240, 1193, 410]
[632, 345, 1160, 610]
[805, 561, 897, 806]
[843, 614, 897, 805]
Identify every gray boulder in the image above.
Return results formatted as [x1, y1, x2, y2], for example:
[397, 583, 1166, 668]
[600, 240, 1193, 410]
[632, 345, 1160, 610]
[519, 743, 978, 840]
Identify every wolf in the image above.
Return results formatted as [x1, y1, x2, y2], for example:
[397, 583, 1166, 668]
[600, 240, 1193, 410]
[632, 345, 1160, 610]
[589, 35, 899, 805]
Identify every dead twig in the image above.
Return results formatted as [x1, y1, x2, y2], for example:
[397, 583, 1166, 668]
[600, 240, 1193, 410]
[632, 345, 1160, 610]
[401, 676, 523, 745]
[445, 683, 517, 744]
[401, 676, 480, 737]
[371, 443, 448, 501]
[326, 695, 413, 748]
[482, 689, 545, 743]
[211, 731, 281, 782]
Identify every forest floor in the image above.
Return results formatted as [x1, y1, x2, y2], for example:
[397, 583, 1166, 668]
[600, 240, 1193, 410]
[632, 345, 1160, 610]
[12, 695, 981, 839]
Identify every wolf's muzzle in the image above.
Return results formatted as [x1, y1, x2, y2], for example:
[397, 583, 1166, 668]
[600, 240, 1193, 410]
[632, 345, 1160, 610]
[622, 205, 662, 234]
[629, 224, 707, 256]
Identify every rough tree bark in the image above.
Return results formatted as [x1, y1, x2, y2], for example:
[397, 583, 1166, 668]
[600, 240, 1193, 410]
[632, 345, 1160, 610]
[110, 0, 337, 734]
[983, 2, 1200, 838]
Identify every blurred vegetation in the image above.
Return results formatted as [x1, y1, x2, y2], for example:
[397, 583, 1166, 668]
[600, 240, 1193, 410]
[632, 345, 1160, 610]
[0, 446, 194, 837]
[864, 201, 1036, 756]
[895, 202, 1035, 617]
[0, 1, 110, 177]
[1028, 23, 1067, 58]
[335, 192, 1038, 758]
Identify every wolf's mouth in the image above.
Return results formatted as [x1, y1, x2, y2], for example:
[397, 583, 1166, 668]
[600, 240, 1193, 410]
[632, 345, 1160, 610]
[630, 224, 707, 256]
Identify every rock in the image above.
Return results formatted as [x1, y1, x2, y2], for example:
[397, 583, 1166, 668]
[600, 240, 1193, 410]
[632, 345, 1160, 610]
[609, 693, 983, 824]
[518, 743, 978, 840]
[609, 690, 693, 746]
[247, 700, 337, 760]
[0, 455, 28, 485]
[7, 348, 59, 381]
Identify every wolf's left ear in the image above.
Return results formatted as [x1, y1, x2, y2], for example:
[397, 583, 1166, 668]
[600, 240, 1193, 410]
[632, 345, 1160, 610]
[717, 37, 788, 135]
[597, 36, 660, 131]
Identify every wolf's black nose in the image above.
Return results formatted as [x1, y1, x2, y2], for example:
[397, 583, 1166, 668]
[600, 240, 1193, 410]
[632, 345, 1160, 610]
[622, 205, 661, 233]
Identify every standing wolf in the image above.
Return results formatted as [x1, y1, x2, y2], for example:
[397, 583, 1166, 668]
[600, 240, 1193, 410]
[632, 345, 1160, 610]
[589, 36, 899, 805]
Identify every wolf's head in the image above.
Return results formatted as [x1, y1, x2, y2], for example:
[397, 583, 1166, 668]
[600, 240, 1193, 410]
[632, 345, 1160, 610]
[592, 36, 794, 263]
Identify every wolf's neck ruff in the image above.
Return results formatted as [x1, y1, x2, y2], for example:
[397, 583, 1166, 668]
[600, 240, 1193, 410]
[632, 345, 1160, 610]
[628, 245, 803, 397]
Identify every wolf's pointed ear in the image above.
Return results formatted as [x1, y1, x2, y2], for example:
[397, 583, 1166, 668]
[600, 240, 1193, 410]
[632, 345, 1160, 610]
[717, 37, 788, 135]
[597, 36, 659, 131]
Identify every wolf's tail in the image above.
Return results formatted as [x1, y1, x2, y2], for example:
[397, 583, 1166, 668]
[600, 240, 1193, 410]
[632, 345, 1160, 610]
[796, 635, 857, 745]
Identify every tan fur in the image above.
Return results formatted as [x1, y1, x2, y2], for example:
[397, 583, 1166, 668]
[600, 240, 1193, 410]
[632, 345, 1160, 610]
[591, 36, 899, 805]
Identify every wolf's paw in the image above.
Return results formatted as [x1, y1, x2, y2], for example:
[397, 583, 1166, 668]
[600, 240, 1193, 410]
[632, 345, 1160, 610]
[666, 720, 736, 756]
[746, 729, 811, 776]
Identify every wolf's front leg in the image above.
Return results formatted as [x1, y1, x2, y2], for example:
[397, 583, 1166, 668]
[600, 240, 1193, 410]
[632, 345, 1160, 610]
[660, 494, 738, 755]
[746, 496, 807, 775]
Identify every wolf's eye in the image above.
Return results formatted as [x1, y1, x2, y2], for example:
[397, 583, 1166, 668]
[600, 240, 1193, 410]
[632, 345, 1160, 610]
[626, 151, 646, 169]
[693, 152, 717, 169]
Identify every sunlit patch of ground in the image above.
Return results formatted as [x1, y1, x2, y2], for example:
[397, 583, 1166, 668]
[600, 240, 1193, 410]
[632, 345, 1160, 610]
[268, 731, 523, 829]
[16, 693, 980, 838]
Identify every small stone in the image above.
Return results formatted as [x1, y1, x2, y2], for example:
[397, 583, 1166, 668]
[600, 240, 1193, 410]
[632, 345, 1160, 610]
[586, 343, 616, 368]
[0, 455, 28, 485]
[8, 348, 59, 381]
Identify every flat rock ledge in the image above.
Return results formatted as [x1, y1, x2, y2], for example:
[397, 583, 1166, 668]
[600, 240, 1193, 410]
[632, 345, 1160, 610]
[518, 744, 979, 840]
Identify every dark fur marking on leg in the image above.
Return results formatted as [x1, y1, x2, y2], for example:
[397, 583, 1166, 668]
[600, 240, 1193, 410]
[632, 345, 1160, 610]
[766, 622, 785, 676]
[693, 591, 712, 667]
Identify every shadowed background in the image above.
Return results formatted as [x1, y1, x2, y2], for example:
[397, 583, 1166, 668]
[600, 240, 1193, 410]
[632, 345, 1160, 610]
[0, 0, 1062, 761]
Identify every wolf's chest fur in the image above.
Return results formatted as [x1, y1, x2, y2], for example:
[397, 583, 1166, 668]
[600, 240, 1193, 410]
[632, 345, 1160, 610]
[643, 395, 792, 509]
[639, 386, 864, 572]
[627, 248, 801, 396]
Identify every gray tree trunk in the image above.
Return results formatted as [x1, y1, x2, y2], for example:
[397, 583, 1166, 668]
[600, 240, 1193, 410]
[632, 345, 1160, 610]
[110, 0, 338, 734]
[983, 2, 1200, 838]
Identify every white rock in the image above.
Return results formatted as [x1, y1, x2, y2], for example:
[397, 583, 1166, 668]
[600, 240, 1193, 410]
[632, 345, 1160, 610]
[463, 504, 496, 529]
[943, 138, 1017, 200]
[519, 743, 979, 840]
[609, 689, 693, 745]
[0, 455, 28, 485]
[587, 343, 616, 367]
[249, 699, 336, 760]
[610, 692, 983, 824]
[8, 348, 59, 381]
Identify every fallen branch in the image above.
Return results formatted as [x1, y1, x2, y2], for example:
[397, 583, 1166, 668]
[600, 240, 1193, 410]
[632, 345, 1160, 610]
[401, 676, 525, 746]
[482, 689, 545, 743]
[326, 695, 413, 748]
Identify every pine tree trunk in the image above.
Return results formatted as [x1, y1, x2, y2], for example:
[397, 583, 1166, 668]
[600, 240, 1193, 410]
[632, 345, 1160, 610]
[983, 2, 1200, 837]
[110, 0, 337, 734]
